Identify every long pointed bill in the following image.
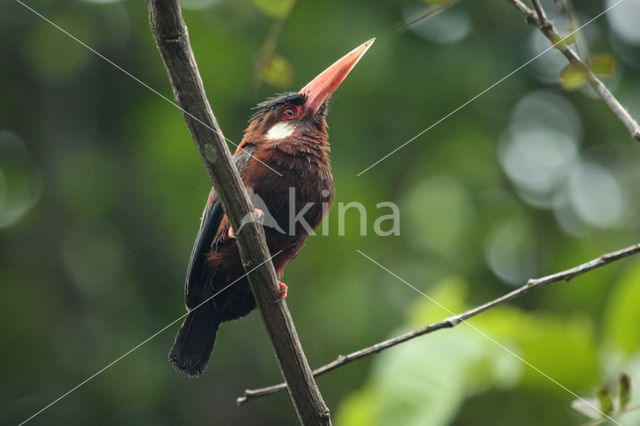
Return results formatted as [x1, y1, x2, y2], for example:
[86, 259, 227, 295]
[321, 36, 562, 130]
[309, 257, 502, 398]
[299, 38, 375, 116]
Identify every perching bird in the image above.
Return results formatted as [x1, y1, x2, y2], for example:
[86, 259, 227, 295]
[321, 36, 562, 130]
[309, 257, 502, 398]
[169, 39, 374, 377]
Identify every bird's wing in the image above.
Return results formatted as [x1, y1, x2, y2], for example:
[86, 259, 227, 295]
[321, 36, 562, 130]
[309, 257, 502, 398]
[184, 146, 254, 308]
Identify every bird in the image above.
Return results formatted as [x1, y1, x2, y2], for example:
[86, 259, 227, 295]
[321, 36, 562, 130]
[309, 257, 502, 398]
[169, 39, 374, 377]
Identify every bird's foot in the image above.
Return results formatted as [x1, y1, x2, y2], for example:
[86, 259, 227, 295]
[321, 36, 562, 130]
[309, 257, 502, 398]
[228, 208, 264, 239]
[273, 281, 288, 304]
[253, 208, 264, 222]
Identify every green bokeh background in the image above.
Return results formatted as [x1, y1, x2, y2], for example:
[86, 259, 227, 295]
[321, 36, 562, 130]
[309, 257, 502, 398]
[2, 0, 640, 424]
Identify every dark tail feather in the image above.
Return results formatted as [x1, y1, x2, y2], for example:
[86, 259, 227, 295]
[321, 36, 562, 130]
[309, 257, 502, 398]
[169, 301, 221, 377]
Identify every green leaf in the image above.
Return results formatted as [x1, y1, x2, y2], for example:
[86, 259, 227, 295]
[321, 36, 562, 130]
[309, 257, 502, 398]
[619, 373, 631, 410]
[337, 278, 598, 425]
[24, 11, 93, 83]
[482, 311, 598, 389]
[261, 54, 294, 88]
[336, 278, 522, 426]
[337, 388, 378, 426]
[252, 0, 295, 18]
[402, 177, 475, 258]
[604, 262, 640, 353]
[597, 386, 614, 414]
[588, 54, 617, 76]
[559, 63, 586, 91]
[549, 33, 573, 48]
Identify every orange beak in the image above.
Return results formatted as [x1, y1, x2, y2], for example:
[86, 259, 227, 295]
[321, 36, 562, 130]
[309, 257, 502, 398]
[299, 38, 375, 116]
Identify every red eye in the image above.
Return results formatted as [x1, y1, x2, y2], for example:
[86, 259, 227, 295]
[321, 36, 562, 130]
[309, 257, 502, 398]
[282, 105, 298, 120]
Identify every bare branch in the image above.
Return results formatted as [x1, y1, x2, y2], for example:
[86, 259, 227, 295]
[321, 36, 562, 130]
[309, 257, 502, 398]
[393, 0, 459, 34]
[145, 1, 330, 423]
[508, 0, 535, 17]
[508, 0, 640, 141]
[237, 242, 640, 404]
[531, 0, 549, 23]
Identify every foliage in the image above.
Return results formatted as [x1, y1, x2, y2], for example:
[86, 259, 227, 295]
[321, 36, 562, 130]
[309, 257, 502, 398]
[2, 0, 640, 425]
[570, 373, 637, 425]
[336, 278, 599, 425]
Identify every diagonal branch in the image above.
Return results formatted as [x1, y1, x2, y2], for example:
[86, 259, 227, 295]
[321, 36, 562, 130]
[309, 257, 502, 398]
[531, 0, 549, 22]
[145, 1, 330, 424]
[507, 0, 640, 141]
[237, 242, 640, 405]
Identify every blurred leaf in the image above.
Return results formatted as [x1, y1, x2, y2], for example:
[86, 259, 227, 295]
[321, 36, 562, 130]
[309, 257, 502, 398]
[336, 278, 522, 426]
[406, 277, 468, 325]
[337, 277, 598, 425]
[261, 54, 294, 88]
[559, 55, 615, 91]
[619, 373, 631, 410]
[597, 386, 614, 414]
[54, 147, 121, 217]
[478, 308, 598, 389]
[559, 63, 586, 90]
[337, 388, 378, 426]
[23, 11, 93, 83]
[402, 176, 475, 258]
[588, 54, 617, 76]
[549, 32, 576, 47]
[252, 0, 294, 18]
[604, 262, 640, 353]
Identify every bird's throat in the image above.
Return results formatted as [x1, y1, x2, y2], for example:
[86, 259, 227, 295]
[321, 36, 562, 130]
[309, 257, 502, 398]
[266, 121, 297, 140]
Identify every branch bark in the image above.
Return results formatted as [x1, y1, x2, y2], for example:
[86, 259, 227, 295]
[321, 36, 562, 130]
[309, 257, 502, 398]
[145, 2, 330, 424]
[508, 0, 640, 141]
[237, 242, 640, 404]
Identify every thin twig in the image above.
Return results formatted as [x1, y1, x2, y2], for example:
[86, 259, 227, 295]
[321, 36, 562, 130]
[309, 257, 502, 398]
[237, 242, 640, 404]
[559, 0, 590, 61]
[531, 0, 549, 22]
[508, 0, 640, 141]
[146, 1, 331, 424]
[393, 0, 459, 34]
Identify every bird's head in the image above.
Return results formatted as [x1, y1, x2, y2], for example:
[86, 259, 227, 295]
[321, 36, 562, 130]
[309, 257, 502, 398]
[245, 38, 374, 147]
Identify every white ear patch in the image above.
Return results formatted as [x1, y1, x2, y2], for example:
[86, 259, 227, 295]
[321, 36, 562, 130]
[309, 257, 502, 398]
[266, 121, 297, 140]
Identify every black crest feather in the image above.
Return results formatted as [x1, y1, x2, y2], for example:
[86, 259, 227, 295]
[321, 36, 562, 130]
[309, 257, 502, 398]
[250, 92, 306, 122]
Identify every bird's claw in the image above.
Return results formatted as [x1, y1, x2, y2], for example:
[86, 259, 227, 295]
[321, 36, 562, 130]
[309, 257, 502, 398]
[253, 208, 264, 223]
[273, 281, 288, 304]
[228, 208, 263, 240]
